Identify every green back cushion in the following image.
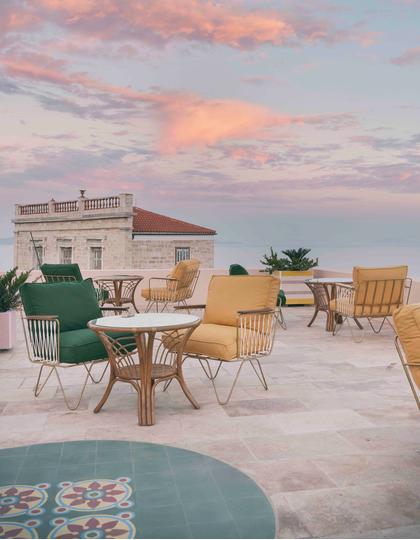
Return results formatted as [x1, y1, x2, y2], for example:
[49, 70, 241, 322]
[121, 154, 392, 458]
[229, 264, 249, 276]
[41, 263, 83, 282]
[20, 279, 102, 332]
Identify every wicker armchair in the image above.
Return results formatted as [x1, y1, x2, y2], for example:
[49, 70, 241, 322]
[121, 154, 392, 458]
[167, 275, 279, 405]
[331, 266, 411, 339]
[141, 259, 200, 312]
[20, 278, 128, 410]
[393, 304, 420, 409]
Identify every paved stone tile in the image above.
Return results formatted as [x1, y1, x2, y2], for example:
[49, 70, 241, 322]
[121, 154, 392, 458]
[2, 306, 420, 538]
[285, 483, 420, 537]
[224, 397, 307, 417]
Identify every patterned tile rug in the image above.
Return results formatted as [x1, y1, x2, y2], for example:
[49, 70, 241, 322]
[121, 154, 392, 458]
[0, 441, 275, 539]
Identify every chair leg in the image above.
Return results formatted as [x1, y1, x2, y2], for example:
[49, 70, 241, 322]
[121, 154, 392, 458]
[82, 361, 108, 384]
[307, 308, 319, 327]
[367, 317, 394, 334]
[202, 359, 251, 406]
[49, 364, 96, 411]
[198, 359, 223, 380]
[34, 364, 55, 397]
[276, 307, 287, 330]
[395, 337, 420, 410]
[249, 358, 269, 391]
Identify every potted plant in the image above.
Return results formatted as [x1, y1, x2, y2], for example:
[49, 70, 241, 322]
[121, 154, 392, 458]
[0, 267, 30, 349]
[261, 248, 318, 305]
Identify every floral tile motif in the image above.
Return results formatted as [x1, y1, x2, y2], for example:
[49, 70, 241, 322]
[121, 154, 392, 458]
[0, 520, 40, 539]
[55, 478, 132, 512]
[0, 485, 48, 518]
[48, 514, 135, 539]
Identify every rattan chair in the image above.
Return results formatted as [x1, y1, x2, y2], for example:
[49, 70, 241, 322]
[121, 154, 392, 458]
[393, 303, 420, 409]
[20, 278, 127, 410]
[169, 275, 279, 405]
[331, 266, 411, 340]
[141, 259, 200, 312]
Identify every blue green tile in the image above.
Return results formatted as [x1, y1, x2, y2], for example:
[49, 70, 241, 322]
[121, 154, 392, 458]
[236, 515, 276, 539]
[57, 463, 96, 482]
[22, 452, 61, 469]
[16, 465, 58, 484]
[225, 496, 273, 521]
[140, 524, 192, 539]
[59, 448, 96, 466]
[0, 455, 23, 480]
[134, 471, 177, 492]
[27, 442, 62, 457]
[184, 498, 231, 524]
[95, 461, 133, 478]
[175, 469, 221, 503]
[189, 520, 240, 539]
[134, 485, 180, 508]
[136, 503, 187, 529]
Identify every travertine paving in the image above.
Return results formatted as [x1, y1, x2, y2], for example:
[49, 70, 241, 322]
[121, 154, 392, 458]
[1, 307, 420, 538]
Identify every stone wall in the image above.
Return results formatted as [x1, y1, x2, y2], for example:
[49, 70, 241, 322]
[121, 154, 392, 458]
[132, 238, 214, 269]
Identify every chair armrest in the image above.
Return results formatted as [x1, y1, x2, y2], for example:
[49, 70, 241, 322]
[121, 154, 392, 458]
[24, 315, 59, 320]
[237, 309, 276, 357]
[21, 315, 60, 364]
[148, 277, 178, 287]
[174, 304, 206, 310]
[237, 308, 275, 315]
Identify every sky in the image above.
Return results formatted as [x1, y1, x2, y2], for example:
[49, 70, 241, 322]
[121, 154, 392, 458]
[1, 0, 420, 268]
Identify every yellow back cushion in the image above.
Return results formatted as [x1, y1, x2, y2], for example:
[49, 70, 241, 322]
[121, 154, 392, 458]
[170, 259, 200, 287]
[353, 265, 408, 308]
[393, 303, 420, 389]
[204, 275, 280, 327]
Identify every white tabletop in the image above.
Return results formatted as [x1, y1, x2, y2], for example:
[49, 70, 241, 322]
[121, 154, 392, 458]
[90, 313, 201, 331]
[306, 277, 353, 284]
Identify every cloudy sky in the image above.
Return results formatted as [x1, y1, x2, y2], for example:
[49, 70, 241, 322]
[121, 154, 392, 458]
[1, 0, 420, 264]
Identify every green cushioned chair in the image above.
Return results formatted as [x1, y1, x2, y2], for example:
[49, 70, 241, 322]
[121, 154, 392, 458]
[229, 264, 249, 276]
[20, 279, 132, 410]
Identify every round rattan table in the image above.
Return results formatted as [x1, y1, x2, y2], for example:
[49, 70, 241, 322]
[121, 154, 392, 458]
[89, 313, 201, 426]
[95, 275, 144, 312]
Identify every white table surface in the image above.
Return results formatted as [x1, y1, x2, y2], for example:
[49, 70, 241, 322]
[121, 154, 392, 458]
[306, 277, 353, 284]
[91, 313, 201, 330]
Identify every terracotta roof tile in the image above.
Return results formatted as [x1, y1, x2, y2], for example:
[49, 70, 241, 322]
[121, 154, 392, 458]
[132, 207, 216, 235]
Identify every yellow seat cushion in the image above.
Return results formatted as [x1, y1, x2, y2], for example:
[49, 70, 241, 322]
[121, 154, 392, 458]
[183, 323, 238, 361]
[393, 304, 420, 390]
[141, 287, 189, 302]
[203, 275, 279, 327]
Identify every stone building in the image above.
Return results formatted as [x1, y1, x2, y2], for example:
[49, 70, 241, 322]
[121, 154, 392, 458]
[13, 192, 216, 271]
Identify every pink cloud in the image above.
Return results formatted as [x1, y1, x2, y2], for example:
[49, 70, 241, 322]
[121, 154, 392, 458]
[391, 46, 420, 66]
[223, 145, 279, 167]
[33, 0, 295, 50]
[0, 51, 356, 153]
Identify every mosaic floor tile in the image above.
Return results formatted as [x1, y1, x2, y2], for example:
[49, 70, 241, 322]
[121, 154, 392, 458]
[0, 441, 275, 539]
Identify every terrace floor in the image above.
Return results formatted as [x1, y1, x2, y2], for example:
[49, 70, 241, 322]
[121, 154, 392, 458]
[1, 306, 420, 538]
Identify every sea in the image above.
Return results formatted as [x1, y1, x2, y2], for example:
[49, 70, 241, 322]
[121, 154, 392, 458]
[2, 240, 420, 278]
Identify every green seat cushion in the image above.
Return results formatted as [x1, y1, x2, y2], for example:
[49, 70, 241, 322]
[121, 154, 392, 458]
[229, 264, 249, 276]
[60, 328, 135, 364]
[41, 263, 83, 282]
[20, 279, 102, 332]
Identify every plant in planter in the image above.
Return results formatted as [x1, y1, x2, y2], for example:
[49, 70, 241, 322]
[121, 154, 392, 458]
[0, 267, 30, 349]
[261, 248, 318, 305]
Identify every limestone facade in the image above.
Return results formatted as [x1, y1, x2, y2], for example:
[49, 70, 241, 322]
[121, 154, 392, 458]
[13, 193, 215, 271]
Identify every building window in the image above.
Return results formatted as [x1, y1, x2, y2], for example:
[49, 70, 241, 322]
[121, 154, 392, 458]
[90, 247, 103, 270]
[60, 246, 72, 264]
[32, 244, 43, 269]
[175, 247, 190, 264]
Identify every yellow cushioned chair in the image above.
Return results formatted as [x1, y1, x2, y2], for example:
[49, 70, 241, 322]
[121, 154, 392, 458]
[393, 304, 420, 409]
[141, 259, 200, 312]
[167, 275, 280, 404]
[331, 265, 411, 338]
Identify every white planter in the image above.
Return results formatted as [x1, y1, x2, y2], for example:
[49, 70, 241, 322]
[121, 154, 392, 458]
[0, 311, 16, 350]
[279, 270, 315, 305]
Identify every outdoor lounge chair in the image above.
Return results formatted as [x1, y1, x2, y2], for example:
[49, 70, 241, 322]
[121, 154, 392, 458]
[20, 278, 129, 410]
[331, 265, 411, 340]
[141, 259, 200, 312]
[393, 303, 420, 409]
[170, 275, 279, 404]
